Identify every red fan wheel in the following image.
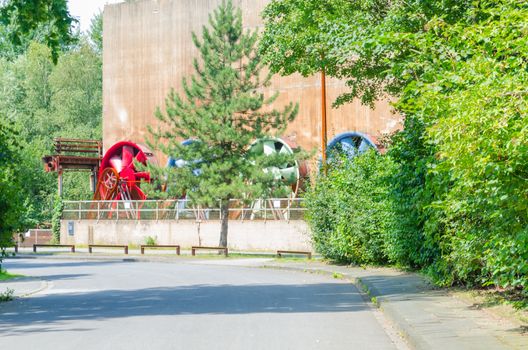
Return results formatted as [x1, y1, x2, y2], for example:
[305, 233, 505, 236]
[94, 141, 154, 201]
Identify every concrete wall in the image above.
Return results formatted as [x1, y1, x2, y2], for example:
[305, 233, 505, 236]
[60, 219, 312, 252]
[103, 0, 400, 161]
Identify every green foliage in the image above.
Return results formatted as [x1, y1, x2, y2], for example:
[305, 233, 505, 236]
[0, 40, 102, 224]
[332, 272, 343, 279]
[0, 288, 14, 302]
[0, 270, 22, 281]
[0, 12, 102, 243]
[144, 236, 157, 246]
[410, 2, 528, 289]
[260, 0, 342, 76]
[88, 11, 102, 54]
[0, 120, 25, 268]
[0, 0, 76, 62]
[51, 195, 63, 243]
[261, 0, 475, 106]
[383, 116, 443, 269]
[149, 1, 298, 246]
[266, 0, 528, 294]
[305, 151, 395, 265]
[0, 8, 100, 270]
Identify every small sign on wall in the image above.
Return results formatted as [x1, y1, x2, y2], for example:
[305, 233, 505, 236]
[68, 221, 74, 236]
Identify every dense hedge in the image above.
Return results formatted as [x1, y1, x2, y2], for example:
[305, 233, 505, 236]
[279, 0, 528, 297]
[306, 151, 395, 265]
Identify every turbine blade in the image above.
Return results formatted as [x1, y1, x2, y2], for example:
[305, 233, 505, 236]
[250, 142, 263, 155]
[135, 151, 147, 164]
[279, 166, 298, 184]
[121, 146, 134, 168]
[279, 144, 291, 155]
[341, 137, 354, 147]
[263, 141, 276, 155]
[109, 156, 123, 173]
[358, 139, 370, 154]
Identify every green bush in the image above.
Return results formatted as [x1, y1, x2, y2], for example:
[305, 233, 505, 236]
[144, 236, 157, 246]
[264, 0, 528, 296]
[305, 151, 395, 265]
[51, 196, 64, 243]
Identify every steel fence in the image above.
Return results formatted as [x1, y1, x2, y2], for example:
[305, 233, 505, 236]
[62, 198, 306, 221]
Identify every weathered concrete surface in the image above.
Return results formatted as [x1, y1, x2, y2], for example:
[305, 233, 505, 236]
[60, 219, 312, 252]
[0, 258, 400, 350]
[103, 0, 400, 160]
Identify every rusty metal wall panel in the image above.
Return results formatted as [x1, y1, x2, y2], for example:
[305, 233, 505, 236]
[103, 0, 400, 161]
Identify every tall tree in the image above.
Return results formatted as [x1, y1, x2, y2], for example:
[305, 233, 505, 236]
[88, 11, 102, 54]
[0, 17, 103, 228]
[150, 0, 298, 247]
[0, 120, 25, 266]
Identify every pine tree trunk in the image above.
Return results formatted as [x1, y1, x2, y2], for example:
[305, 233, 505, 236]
[219, 200, 229, 248]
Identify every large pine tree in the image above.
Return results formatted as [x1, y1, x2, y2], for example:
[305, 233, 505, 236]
[150, 0, 298, 247]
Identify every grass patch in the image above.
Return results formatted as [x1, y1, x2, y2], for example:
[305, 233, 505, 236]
[333, 272, 344, 279]
[451, 287, 528, 326]
[356, 277, 380, 307]
[479, 288, 528, 310]
[0, 270, 23, 281]
[451, 286, 528, 309]
[273, 256, 319, 262]
[227, 253, 275, 259]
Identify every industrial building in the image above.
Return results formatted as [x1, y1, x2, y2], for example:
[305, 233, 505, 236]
[102, 0, 400, 160]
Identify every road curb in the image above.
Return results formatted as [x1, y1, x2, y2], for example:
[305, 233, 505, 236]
[1, 277, 50, 300]
[354, 276, 427, 350]
[17, 279, 50, 298]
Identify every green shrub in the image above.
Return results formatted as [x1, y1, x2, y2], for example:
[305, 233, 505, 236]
[305, 150, 395, 265]
[50, 195, 64, 243]
[263, 0, 528, 296]
[144, 236, 157, 246]
[0, 288, 14, 302]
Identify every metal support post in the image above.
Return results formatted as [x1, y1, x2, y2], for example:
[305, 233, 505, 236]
[321, 68, 328, 173]
[58, 169, 64, 197]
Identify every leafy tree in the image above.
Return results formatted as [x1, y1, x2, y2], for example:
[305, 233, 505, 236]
[49, 43, 102, 139]
[0, 0, 76, 62]
[0, 120, 25, 268]
[261, 0, 473, 106]
[0, 13, 102, 228]
[263, 0, 528, 294]
[50, 195, 63, 243]
[88, 11, 102, 54]
[259, 0, 341, 76]
[0, 6, 100, 255]
[150, 0, 298, 247]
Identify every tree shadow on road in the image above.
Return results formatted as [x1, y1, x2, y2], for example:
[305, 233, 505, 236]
[0, 282, 366, 335]
[3, 260, 126, 270]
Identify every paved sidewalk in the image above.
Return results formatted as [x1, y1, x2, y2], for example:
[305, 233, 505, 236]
[265, 261, 528, 350]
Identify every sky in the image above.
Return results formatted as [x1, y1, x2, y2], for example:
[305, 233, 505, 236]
[68, 0, 123, 32]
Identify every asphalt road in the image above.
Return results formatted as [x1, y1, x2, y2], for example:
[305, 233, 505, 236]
[1, 258, 400, 350]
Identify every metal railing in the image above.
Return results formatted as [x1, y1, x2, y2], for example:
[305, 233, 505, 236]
[62, 198, 306, 222]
